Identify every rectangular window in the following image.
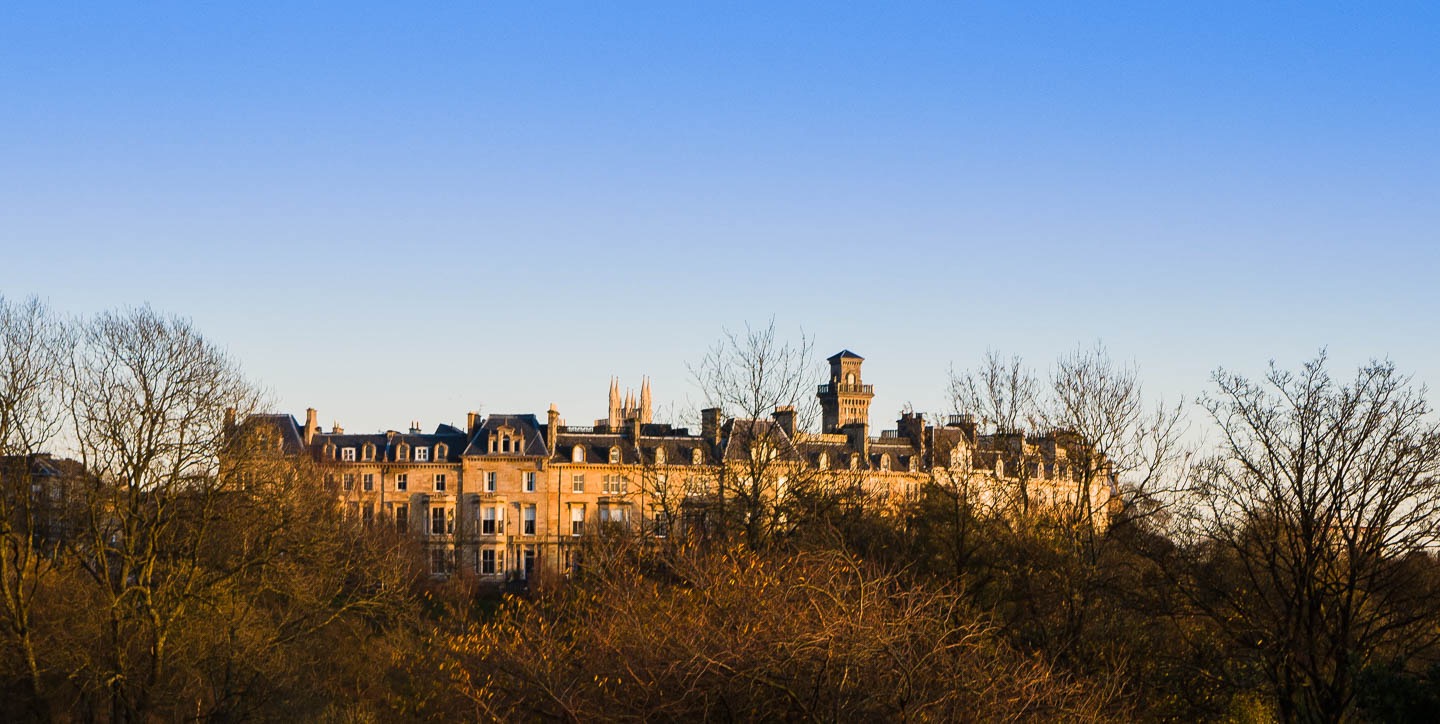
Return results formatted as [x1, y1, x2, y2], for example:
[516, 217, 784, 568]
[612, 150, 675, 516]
[480, 549, 496, 575]
[325, 473, 336, 487]
[603, 475, 628, 495]
[431, 506, 446, 535]
[524, 471, 536, 493]
[341, 447, 356, 461]
[415, 446, 430, 462]
[431, 549, 447, 575]
[600, 506, 628, 526]
[653, 509, 670, 538]
[523, 547, 535, 579]
[572, 474, 584, 493]
[485, 471, 497, 493]
[395, 503, 408, 532]
[523, 504, 536, 535]
[570, 505, 585, 536]
[343, 473, 354, 491]
[362, 502, 374, 526]
[447, 507, 456, 534]
[362, 473, 374, 491]
[396, 473, 408, 492]
[435, 473, 446, 492]
[482, 506, 497, 535]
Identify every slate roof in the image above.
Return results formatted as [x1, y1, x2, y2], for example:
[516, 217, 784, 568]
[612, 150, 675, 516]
[310, 429, 468, 463]
[827, 349, 864, 362]
[241, 414, 308, 455]
[464, 414, 548, 457]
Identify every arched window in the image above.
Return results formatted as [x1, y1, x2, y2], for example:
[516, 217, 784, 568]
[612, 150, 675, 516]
[655, 447, 666, 465]
[691, 448, 703, 465]
[397, 443, 409, 461]
[817, 451, 828, 470]
[362, 443, 376, 461]
[849, 453, 859, 470]
[880, 454, 891, 471]
[435, 443, 447, 460]
[572, 445, 585, 463]
[951, 446, 963, 468]
[609, 446, 621, 464]
[846, 372, 855, 385]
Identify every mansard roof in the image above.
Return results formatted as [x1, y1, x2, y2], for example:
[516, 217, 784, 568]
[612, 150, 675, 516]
[313, 429, 467, 462]
[550, 429, 713, 466]
[718, 418, 803, 462]
[827, 349, 864, 362]
[465, 414, 548, 457]
[240, 413, 308, 455]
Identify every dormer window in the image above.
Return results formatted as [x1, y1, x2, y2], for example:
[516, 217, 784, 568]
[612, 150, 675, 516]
[609, 447, 621, 464]
[397, 443, 409, 461]
[572, 445, 585, 463]
[435, 443, 447, 460]
[691, 448, 703, 465]
[362, 444, 375, 461]
[415, 446, 430, 462]
[341, 447, 356, 462]
[323, 443, 336, 459]
[654, 447, 666, 465]
[880, 454, 891, 471]
[817, 452, 828, 470]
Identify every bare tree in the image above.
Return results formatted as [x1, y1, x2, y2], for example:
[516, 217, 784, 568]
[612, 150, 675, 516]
[63, 306, 261, 721]
[1181, 353, 1440, 722]
[1049, 342, 1188, 544]
[689, 319, 820, 547]
[0, 296, 71, 721]
[947, 349, 1044, 519]
[950, 348, 1041, 435]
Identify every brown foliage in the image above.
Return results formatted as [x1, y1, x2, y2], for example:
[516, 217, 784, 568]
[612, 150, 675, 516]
[438, 542, 1116, 722]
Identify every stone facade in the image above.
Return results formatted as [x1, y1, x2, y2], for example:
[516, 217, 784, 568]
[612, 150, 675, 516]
[246, 351, 1116, 579]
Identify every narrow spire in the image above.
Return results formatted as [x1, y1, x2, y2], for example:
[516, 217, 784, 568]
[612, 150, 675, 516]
[640, 377, 653, 424]
[609, 377, 621, 427]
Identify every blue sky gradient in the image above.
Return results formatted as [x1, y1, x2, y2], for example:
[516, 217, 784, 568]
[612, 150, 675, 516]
[3, 3, 1437, 433]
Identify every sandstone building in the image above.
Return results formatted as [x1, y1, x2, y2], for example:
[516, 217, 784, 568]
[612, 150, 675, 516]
[246, 351, 1116, 578]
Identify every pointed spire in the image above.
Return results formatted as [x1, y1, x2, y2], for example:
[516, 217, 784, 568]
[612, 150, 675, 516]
[609, 377, 621, 427]
[640, 377, 653, 424]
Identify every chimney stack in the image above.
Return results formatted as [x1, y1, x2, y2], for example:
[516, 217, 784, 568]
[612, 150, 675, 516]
[409, 420, 421, 435]
[843, 422, 869, 461]
[772, 405, 797, 437]
[466, 411, 479, 435]
[305, 408, 319, 445]
[546, 404, 559, 453]
[701, 407, 722, 446]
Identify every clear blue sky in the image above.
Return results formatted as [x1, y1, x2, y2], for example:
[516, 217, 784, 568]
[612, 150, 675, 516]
[3, 2, 1437, 433]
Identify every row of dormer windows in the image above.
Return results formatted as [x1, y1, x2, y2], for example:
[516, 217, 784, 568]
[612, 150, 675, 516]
[328, 442, 446, 462]
[568, 444, 705, 465]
